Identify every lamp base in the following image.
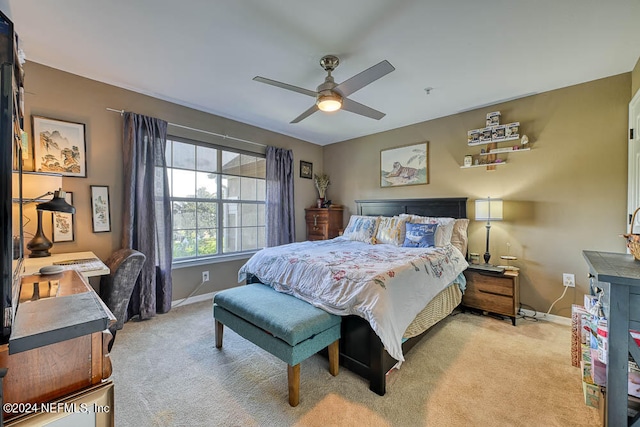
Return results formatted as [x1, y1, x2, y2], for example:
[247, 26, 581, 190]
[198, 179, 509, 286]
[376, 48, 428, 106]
[28, 249, 52, 258]
[27, 210, 53, 257]
[483, 251, 491, 264]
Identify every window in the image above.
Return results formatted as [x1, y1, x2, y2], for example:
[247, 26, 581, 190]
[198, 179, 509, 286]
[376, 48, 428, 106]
[165, 137, 266, 261]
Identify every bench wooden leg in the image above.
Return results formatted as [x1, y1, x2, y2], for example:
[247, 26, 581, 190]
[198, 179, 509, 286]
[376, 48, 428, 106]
[215, 320, 224, 349]
[287, 364, 300, 407]
[328, 340, 339, 376]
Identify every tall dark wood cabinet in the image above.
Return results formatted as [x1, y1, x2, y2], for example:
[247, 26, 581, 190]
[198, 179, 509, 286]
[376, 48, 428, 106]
[305, 207, 344, 241]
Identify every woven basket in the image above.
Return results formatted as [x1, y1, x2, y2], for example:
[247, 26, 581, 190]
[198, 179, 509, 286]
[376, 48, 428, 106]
[623, 207, 640, 261]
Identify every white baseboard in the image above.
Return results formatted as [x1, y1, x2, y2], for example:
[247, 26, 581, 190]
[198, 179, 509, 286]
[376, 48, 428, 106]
[172, 291, 216, 308]
[519, 308, 571, 325]
[170, 292, 571, 326]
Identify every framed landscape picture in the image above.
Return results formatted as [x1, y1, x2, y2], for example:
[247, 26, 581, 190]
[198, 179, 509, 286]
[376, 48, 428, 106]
[32, 116, 87, 177]
[380, 142, 429, 187]
[90, 185, 111, 233]
[52, 192, 74, 242]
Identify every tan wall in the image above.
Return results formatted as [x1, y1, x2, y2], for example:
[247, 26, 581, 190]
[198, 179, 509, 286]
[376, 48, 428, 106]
[23, 62, 323, 299]
[633, 56, 640, 98]
[323, 73, 631, 317]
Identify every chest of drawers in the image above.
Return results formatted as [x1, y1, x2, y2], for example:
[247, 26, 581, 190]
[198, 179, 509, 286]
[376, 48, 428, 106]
[305, 207, 344, 240]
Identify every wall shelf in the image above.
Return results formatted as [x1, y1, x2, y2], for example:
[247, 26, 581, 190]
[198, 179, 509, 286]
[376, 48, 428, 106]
[468, 135, 520, 147]
[463, 112, 528, 171]
[460, 161, 507, 169]
[479, 147, 531, 156]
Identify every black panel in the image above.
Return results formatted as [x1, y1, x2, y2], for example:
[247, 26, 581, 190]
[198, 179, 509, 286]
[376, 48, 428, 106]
[356, 197, 468, 219]
[0, 10, 17, 345]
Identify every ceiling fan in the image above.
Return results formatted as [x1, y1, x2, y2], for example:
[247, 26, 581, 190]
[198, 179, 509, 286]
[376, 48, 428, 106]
[253, 55, 395, 123]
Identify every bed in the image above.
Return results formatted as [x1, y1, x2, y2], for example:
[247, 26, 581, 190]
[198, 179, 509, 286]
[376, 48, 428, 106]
[240, 197, 468, 395]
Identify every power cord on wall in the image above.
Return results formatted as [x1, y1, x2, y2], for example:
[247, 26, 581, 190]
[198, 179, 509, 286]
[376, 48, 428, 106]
[546, 282, 569, 316]
[173, 278, 208, 308]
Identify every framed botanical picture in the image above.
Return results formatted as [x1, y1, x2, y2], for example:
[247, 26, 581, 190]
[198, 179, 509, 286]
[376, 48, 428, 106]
[380, 142, 429, 187]
[32, 116, 87, 177]
[300, 160, 313, 179]
[52, 192, 74, 242]
[90, 185, 111, 233]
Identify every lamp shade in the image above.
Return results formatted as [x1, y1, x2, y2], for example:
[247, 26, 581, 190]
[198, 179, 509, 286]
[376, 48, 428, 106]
[36, 189, 75, 214]
[475, 198, 503, 221]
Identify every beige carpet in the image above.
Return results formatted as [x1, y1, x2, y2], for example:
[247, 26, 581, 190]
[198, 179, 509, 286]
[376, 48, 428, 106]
[110, 300, 600, 426]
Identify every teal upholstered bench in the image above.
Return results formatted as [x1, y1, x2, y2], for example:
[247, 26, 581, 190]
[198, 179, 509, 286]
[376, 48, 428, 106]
[213, 284, 341, 406]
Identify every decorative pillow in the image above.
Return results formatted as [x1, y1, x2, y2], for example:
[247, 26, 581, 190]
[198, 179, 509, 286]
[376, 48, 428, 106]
[450, 218, 469, 255]
[403, 222, 438, 248]
[401, 215, 456, 247]
[375, 216, 409, 246]
[342, 215, 381, 244]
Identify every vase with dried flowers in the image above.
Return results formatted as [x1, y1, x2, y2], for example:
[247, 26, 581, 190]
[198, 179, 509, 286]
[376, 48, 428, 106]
[314, 173, 330, 207]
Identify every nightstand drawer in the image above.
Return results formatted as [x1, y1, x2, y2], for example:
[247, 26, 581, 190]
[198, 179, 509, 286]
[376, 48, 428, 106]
[467, 273, 514, 297]
[462, 287, 514, 315]
[462, 269, 519, 324]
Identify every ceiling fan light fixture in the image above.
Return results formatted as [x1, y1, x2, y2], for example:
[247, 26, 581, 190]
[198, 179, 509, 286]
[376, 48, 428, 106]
[316, 92, 342, 112]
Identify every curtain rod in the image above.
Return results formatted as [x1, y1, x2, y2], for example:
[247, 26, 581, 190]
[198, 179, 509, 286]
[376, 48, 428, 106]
[106, 108, 266, 148]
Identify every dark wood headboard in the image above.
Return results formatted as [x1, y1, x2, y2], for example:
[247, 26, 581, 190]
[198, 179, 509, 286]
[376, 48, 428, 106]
[355, 198, 468, 218]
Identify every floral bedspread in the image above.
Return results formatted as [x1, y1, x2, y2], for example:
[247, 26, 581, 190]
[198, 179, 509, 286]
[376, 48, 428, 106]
[238, 237, 468, 362]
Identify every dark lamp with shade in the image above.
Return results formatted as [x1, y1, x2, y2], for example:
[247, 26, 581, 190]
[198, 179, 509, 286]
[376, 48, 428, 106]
[475, 197, 503, 265]
[26, 188, 75, 258]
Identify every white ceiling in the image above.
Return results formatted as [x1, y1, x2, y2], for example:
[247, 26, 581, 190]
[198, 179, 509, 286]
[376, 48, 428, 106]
[3, 1, 640, 146]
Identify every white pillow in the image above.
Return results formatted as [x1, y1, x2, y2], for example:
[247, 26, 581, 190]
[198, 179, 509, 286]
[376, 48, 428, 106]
[400, 214, 456, 247]
[342, 215, 381, 244]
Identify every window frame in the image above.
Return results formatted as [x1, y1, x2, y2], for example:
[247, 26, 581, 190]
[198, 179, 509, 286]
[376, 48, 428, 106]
[166, 136, 266, 265]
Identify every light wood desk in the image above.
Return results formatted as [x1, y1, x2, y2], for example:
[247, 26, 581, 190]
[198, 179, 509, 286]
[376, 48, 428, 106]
[20, 251, 109, 278]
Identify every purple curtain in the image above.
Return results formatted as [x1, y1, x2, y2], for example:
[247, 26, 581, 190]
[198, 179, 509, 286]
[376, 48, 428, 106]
[122, 112, 172, 319]
[265, 146, 295, 247]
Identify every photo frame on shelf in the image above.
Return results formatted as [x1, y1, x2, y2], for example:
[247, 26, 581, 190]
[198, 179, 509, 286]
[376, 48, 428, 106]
[380, 142, 429, 187]
[52, 191, 74, 242]
[300, 160, 313, 179]
[90, 185, 111, 233]
[32, 116, 87, 177]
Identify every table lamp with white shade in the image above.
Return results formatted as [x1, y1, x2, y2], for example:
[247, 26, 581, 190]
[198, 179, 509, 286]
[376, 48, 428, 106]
[475, 197, 503, 265]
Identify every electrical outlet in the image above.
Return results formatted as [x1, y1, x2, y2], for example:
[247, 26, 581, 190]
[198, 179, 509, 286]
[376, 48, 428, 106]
[563, 273, 575, 288]
[202, 271, 210, 282]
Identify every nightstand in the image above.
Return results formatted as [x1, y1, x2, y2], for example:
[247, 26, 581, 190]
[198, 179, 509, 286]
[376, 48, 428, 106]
[462, 267, 520, 326]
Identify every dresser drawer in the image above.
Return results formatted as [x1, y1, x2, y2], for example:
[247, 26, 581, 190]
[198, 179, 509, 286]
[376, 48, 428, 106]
[305, 211, 328, 225]
[307, 223, 328, 239]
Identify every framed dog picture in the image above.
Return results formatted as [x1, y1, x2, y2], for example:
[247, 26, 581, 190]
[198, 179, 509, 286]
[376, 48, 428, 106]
[380, 142, 429, 187]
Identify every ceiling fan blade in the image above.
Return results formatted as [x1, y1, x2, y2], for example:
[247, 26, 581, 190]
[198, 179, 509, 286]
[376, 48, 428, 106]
[253, 76, 317, 98]
[341, 98, 385, 120]
[290, 104, 319, 123]
[334, 60, 395, 97]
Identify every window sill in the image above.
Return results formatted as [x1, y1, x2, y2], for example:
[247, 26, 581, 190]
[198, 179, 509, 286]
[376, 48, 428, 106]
[172, 251, 258, 269]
